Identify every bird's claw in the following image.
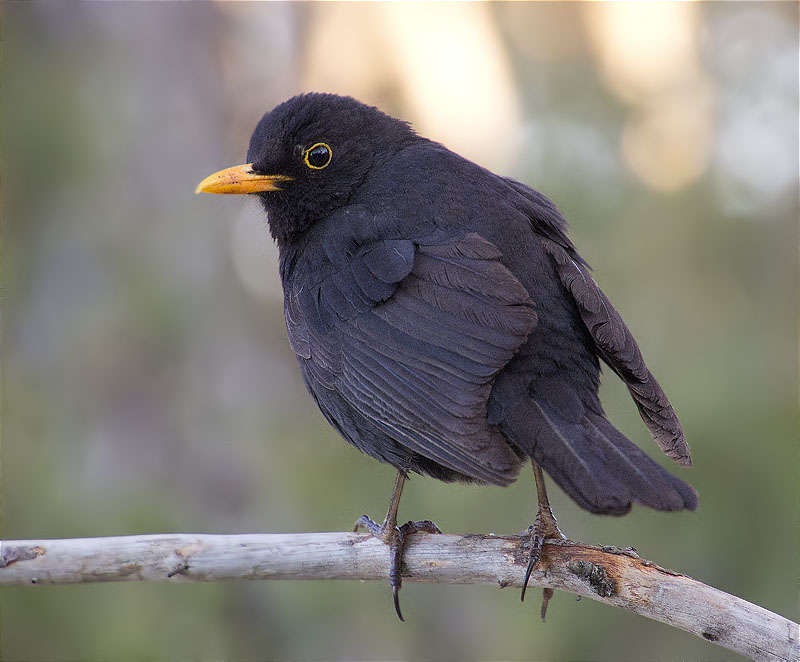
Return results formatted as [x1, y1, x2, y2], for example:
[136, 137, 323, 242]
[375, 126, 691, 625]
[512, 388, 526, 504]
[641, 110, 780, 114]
[353, 514, 391, 541]
[521, 523, 546, 603]
[354, 515, 441, 621]
[521, 504, 567, 620]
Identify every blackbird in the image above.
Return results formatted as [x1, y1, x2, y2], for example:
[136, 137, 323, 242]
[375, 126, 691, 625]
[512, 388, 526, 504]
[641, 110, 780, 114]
[197, 93, 697, 619]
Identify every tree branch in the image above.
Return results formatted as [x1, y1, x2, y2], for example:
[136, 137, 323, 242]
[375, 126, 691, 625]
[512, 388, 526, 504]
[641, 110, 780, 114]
[1, 532, 796, 661]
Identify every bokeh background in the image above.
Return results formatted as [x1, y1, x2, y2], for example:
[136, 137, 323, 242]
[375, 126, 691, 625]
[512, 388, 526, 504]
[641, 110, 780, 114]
[3, 2, 797, 660]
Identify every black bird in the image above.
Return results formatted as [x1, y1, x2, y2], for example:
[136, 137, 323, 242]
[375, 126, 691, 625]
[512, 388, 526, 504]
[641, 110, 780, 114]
[197, 93, 697, 619]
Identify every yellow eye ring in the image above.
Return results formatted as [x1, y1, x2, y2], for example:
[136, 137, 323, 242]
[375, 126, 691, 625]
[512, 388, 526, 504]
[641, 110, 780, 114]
[303, 143, 332, 170]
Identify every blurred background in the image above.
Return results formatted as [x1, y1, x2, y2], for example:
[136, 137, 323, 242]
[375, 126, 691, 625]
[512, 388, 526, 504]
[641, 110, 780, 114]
[3, 3, 797, 660]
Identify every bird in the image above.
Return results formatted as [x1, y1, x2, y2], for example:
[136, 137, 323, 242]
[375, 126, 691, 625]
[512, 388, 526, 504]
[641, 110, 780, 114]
[196, 92, 697, 620]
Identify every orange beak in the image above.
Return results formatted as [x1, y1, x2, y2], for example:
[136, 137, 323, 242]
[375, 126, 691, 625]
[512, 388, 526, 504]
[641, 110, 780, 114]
[195, 163, 293, 195]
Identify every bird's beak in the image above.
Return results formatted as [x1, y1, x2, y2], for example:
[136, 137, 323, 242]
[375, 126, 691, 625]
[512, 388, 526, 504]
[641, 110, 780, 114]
[195, 163, 293, 195]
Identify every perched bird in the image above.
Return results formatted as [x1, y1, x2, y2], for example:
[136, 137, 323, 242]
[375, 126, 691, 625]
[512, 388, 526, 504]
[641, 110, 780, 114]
[197, 93, 697, 619]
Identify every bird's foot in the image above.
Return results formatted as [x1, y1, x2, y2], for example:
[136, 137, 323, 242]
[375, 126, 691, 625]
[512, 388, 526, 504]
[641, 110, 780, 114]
[353, 515, 442, 621]
[521, 503, 567, 619]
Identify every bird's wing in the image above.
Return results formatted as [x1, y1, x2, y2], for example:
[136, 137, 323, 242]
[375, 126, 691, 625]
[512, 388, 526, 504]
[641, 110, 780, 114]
[284, 238, 415, 363]
[288, 232, 538, 485]
[538, 236, 692, 467]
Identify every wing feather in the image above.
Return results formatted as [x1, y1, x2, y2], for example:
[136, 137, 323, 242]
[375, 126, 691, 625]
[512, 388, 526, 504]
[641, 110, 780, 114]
[539, 236, 692, 467]
[287, 232, 537, 485]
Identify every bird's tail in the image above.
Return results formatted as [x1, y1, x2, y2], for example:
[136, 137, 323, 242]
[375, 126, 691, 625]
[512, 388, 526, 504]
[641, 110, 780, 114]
[500, 399, 698, 515]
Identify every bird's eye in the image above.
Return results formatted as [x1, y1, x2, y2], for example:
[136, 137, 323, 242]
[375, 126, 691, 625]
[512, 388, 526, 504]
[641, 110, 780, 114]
[303, 143, 332, 170]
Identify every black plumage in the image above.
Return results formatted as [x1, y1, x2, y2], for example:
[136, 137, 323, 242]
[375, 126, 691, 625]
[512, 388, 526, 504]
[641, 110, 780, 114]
[197, 93, 697, 615]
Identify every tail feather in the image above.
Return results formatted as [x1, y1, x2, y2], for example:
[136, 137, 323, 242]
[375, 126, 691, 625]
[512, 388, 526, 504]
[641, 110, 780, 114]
[584, 412, 698, 511]
[537, 234, 693, 468]
[501, 399, 698, 515]
[626, 374, 692, 467]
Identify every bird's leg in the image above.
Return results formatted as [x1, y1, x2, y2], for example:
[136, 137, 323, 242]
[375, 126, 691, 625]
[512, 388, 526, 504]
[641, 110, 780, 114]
[353, 470, 441, 621]
[522, 460, 567, 619]
[353, 471, 406, 543]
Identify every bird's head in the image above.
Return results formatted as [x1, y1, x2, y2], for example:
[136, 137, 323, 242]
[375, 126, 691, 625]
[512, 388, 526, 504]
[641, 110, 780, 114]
[197, 93, 418, 244]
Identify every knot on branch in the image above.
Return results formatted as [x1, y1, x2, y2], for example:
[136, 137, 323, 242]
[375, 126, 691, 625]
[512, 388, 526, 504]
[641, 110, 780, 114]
[567, 560, 615, 598]
[0, 545, 46, 568]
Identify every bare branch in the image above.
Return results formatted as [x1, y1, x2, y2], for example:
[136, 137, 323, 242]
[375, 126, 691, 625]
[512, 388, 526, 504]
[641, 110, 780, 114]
[1, 532, 796, 661]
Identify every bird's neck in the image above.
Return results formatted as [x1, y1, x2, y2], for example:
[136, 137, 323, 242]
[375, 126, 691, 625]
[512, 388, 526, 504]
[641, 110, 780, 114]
[276, 226, 311, 286]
